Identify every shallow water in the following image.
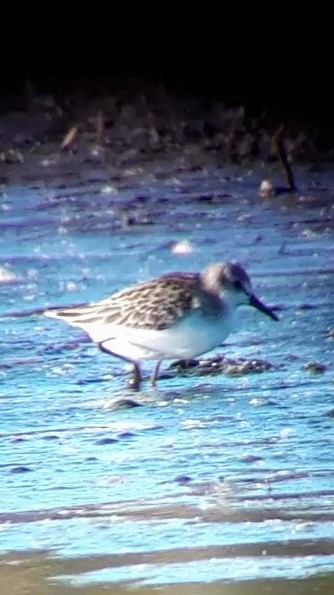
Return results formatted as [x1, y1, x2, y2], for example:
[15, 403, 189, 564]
[0, 154, 334, 593]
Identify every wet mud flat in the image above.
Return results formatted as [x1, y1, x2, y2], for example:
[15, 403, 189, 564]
[0, 91, 334, 593]
[2, 548, 334, 595]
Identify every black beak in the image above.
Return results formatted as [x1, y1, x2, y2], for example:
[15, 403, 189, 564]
[249, 293, 279, 321]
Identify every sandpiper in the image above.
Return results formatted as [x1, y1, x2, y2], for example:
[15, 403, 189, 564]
[44, 261, 279, 389]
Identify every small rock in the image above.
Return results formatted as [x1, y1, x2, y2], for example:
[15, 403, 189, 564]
[223, 359, 273, 375]
[303, 362, 327, 374]
[175, 475, 192, 485]
[96, 437, 118, 445]
[324, 409, 334, 417]
[118, 431, 135, 439]
[170, 355, 274, 376]
[241, 454, 264, 463]
[171, 239, 195, 255]
[169, 359, 199, 370]
[325, 328, 334, 340]
[0, 266, 17, 283]
[298, 303, 317, 310]
[108, 398, 143, 410]
[0, 149, 24, 164]
[259, 179, 276, 198]
[11, 466, 32, 473]
[11, 436, 26, 443]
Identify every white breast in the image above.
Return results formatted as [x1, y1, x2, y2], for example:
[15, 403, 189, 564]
[98, 308, 236, 362]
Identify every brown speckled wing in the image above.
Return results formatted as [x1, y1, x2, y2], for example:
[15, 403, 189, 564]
[50, 273, 201, 331]
[102, 273, 200, 330]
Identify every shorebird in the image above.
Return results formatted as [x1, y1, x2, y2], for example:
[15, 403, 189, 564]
[44, 261, 279, 389]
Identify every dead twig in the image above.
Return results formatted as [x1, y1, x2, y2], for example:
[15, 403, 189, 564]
[272, 124, 297, 191]
[96, 110, 105, 146]
[61, 125, 79, 151]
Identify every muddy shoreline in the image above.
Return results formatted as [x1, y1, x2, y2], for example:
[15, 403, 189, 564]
[1, 548, 334, 595]
[1, 81, 333, 189]
[1, 77, 334, 595]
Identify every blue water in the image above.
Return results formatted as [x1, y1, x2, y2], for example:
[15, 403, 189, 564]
[0, 162, 334, 588]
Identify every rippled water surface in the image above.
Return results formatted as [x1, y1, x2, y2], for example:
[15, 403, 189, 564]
[1, 155, 334, 593]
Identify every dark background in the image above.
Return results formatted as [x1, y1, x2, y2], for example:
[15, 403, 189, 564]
[0, 15, 332, 130]
[2, 68, 331, 125]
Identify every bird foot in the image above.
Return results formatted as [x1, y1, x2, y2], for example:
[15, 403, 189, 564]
[127, 364, 142, 390]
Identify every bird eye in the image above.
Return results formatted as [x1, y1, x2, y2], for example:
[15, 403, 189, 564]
[233, 279, 243, 290]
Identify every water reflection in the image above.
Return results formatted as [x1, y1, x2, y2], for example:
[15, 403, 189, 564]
[0, 161, 334, 591]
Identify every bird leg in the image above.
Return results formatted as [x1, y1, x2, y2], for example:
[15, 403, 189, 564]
[98, 341, 142, 390]
[128, 363, 142, 390]
[150, 360, 163, 387]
